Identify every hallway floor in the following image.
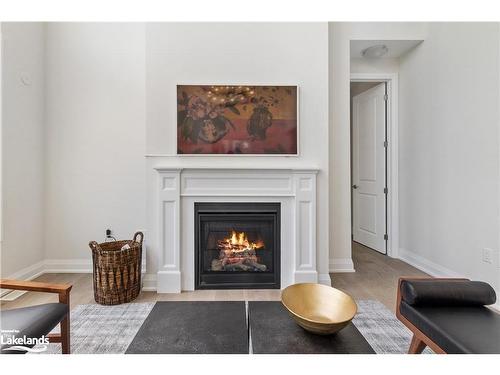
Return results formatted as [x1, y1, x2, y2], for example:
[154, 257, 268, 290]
[331, 242, 427, 311]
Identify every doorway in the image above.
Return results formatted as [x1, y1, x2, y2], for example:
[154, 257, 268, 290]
[351, 81, 387, 254]
[350, 73, 398, 257]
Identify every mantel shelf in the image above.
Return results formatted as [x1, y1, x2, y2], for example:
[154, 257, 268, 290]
[153, 166, 320, 174]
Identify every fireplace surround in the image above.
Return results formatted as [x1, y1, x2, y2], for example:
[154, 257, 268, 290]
[153, 167, 328, 293]
[195, 202, 281, 289]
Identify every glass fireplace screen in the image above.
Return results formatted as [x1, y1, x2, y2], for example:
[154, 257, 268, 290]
[202, 220, 274, 273]
[195, 202, 280, 289]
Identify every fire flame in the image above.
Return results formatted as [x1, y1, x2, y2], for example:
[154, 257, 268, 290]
[226, 230, 264, 250]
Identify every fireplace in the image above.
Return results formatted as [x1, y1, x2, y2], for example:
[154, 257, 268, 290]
[195, 202, 281, 289]
[153, 167, 325, 293]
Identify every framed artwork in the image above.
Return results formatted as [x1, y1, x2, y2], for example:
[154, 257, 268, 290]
[177, 85, 298, 155]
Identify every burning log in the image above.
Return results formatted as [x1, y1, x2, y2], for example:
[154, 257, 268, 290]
[223, 256, 258, 265]
[219, 248, 256, 259]
[211, 230, 268, 272]
[244, 259, 267, 271]
[224, 262, 253, 272]
[211, 255, 267, 272]
[211, 259, 223, 271]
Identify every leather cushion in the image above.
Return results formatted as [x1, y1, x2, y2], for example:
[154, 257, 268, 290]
[0, 303, 68, 354]
[400, 301, 500, 353]
[401, 280, 496, 307]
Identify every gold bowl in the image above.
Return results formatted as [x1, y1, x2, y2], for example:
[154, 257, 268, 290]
[281, 283, 357, 335]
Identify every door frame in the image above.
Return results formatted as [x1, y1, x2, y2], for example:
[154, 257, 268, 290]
[350, 73, 399, 258]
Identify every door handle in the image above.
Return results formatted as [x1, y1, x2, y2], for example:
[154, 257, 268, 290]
[352, 185, 358, 189]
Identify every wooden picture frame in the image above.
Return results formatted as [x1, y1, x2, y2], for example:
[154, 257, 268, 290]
[177, 85, 299, 155]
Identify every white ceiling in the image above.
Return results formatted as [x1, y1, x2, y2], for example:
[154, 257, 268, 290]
[350, 40, 423, 59]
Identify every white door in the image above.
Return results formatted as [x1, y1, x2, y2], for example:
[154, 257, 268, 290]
[352, 83, 386, 253]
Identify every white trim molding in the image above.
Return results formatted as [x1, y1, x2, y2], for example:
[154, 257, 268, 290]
[0, 260, 45, 300]
[329, 257, 355, 273]
[2, 260, 46, 281]
[398, 248, 462, 278]
[318, 273, 333, 286]
[142, 273, 157, 291]
[0, 259, 92, 301]
[350, 73, 399, 259]
[44, 259, 93, 273]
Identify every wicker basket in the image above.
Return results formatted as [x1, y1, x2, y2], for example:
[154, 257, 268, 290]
[89, 232, 143, 305]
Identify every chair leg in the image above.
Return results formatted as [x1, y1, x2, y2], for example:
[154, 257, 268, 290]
[408, 334, 426, 354]
[60, 317, 70, 354]
[58, 290, 71, 354]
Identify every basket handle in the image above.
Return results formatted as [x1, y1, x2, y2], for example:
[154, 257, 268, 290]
[89, 241, 100, 251]
[133, 231, 144, 245]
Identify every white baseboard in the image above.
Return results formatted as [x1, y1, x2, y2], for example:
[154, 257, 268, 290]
[318, 273, 332, 286]
[2, 260, 46, 281]
[329, 258, 355, 273]
[44, 258, 93, 273]
[142, 273, 157, 291]
[0, 260, 45, 300]
[398, 248, 462, 278]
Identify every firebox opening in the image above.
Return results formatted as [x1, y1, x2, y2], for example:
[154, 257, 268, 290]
[195, 202, 281, 290]
[212, 230, 267, 272]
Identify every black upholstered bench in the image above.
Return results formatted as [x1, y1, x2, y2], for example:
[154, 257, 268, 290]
[396, 278, 500, 354]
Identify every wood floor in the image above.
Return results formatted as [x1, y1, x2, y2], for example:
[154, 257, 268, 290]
[332, 242, 427, 311]
[1, 242, 426, 312]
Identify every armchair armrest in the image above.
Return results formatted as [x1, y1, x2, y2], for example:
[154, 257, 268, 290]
[0, 279, 72, 305]
[0, 279, 72, 294]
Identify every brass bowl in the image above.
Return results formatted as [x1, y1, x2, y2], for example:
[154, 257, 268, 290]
[281, 283, 357, 335]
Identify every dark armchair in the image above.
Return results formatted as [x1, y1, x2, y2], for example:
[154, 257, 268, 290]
[0, 279, 72, 354]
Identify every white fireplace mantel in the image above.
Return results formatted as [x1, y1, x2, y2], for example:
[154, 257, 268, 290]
[153, 167, 325, 293]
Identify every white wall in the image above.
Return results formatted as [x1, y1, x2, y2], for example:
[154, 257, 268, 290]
[1, 23, 46, 278]
[398, 23, 500, 297]
[2, 22, 331, 285]
[145, 23, 330, 280]
[44, 23, 146, 267]
[0, 24, 2, 276]
[498, 25, 500, 299]
[350, 57, 399, 74]
[328, 22, 427, 272]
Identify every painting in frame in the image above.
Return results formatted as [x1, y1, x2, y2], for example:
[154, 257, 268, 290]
[177, 85, 298, 155]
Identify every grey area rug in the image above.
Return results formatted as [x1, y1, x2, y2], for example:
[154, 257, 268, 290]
[36, 300, 428, 354]
[353, 300, 432, 354]
[38, 302, 155, 354]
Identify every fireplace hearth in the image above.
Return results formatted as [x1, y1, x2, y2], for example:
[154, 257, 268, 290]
[195, 202, 280, 289]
